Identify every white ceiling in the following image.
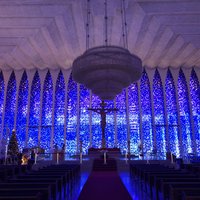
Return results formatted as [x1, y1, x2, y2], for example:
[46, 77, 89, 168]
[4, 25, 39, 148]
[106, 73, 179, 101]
[0, 0, 199, 71]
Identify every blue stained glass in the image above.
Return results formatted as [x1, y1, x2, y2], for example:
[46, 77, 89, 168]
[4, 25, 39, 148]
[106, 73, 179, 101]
[28, 71, 40, 148]
[0, 72, 4, 138]
[3, 71, 16, 140]
[153, 69, 166, 157]
[178, 69, 193, 155]
[41, 71, 53, 151]
[79, 84, 90, 153]
[140, 70, 153, 154]
[91, 94, 101, 148]
[116, 89, 127, 152]
[165, 69, 180, 157]
[16, 71, 28, 151]
[128, 83, 140, 154]
[54, 71, 65, 150]
[190, 69, 200, 155]
[104, 100, 115, 148]
[66, 75, 77, 155]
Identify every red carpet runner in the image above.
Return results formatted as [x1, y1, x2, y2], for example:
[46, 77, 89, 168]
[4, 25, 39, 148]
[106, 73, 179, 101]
[78, 159, 132, 200]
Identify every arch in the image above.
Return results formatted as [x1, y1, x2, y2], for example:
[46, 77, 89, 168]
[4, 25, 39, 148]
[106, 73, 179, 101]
[153, 69, 166, 157]
[140, 70, 153, 154]
[16, 71, 28, 151]
[28, 71, 41, 148]
[3, 71, 16, 140]
[178, 69, 193, 155]
[66, 74, 77, 155]
[190, 69, 200, 155]
[54, 70, 65, 150]
[41, 71, 53, 151]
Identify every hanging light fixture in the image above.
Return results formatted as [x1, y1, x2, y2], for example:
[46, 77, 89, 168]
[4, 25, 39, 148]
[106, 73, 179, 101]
[72, 0, 142, 100]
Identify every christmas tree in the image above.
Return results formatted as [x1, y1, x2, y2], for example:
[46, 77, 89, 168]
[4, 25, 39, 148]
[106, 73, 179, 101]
[8, 129, 19, 156]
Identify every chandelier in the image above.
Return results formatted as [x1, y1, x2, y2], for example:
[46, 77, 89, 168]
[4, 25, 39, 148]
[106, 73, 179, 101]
[72, 0, 143, 100]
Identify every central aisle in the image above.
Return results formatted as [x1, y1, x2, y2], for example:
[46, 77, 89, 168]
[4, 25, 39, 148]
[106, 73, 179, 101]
[78, 159, 132, 200]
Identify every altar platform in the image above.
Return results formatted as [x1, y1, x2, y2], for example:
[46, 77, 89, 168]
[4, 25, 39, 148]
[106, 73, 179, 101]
[88, 148, 121, 158]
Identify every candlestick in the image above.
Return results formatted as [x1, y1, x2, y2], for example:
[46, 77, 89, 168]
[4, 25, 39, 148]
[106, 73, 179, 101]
[56, 152, 59, 164]
[80, 152, 82, 164]
[34, 153, 37, 164]
[104, 152, 106, 164]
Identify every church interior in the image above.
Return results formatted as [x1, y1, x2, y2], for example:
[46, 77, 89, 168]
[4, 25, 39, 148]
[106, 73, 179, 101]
[0, 0, 200, 199]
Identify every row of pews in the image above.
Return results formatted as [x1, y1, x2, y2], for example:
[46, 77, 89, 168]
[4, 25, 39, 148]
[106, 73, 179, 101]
[0, 163, 80, 200]
[130, 162, 200, 200]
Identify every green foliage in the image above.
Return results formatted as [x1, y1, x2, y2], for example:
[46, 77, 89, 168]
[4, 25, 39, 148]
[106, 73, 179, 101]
[8, 130, 19, 156]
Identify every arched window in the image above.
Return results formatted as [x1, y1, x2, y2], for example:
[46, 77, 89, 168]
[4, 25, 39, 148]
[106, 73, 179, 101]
[140, 70, 153, 154]
[41, 71, 53, 151]
[66, 75, 77, 155]
[16, 71, 28, 150]
[153, 69, 166, 157]
[178, 69, 193, 155]
[4, 71, 16, 139]
[79, 84, 90, 153]
[0, 72, 4, 137]
[165, 69, 180, 156]
[54, 71, 65, 149]
[28, 71, 40, 148]
[128, 82, 140, 154]
[190, 69, 200, 155]
[116, 89, 128, 151]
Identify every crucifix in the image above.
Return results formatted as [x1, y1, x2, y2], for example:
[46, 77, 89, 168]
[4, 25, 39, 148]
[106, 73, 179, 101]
[88, 100, 118, 148]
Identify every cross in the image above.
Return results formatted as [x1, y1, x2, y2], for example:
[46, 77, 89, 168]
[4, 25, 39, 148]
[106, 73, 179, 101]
[88, 100, 118, 148]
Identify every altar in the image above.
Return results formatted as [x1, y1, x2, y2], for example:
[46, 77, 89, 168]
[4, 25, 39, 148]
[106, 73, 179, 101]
[88, 147, 121, 158]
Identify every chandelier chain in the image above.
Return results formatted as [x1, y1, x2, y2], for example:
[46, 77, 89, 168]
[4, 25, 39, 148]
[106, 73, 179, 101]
[104, 0, 108, 46]
[86, 0, 91, 50]
[121, 0, 128, 49]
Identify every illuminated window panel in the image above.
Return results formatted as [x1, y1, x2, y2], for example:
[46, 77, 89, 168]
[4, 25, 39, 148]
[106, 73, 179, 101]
[178, 69, 193, 155]
[16, 71, 28, 151]
[66, 75, 77, 155]
[0, 72, 4, 137]
[165, 69, 180, 157]
[28, 71, 40, 148]
[128, 83, 140, 154]
[79, 84, 90, 153]
[54, 71, 65, 150]
[91, 94, 102, 148]
[153, 69, 166, 157]
[3, 71, 16, 140]
[116, 89, 127, 152]
[190, 69, 200, 155]
[104, 99, 115, 148]
[140, 70, 153, 154]
[41, 71, 53, 151]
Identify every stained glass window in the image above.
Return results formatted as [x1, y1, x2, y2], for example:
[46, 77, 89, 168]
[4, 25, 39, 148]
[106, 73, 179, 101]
[178, 69, 193, 155]
[66, 75, 77, 155]
[28, 71, 40, 148]
[0, 72, 4, 138]
[91, 94, 101, 148]
[3, 71, 16, 140]
[16, 71, 28, 151]
[165, 69, 180, 157]
[79, 84, 90, 153]
[153, 69, 166, 158]
[116, 89, 127, 152]
[190, 69, 200, 155]
[128, 83, 140, 154]
[41, 71, 53, 151]
[140, 70, 153, 155]
[54, 71, 65, 149]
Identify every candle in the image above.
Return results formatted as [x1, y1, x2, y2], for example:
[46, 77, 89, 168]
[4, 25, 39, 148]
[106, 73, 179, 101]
[104, 152, 106, 164]
[34, 153, 37, 164]
[125, 152, 128, 164]
[80, 152, 82, 164]
[171, 153, 173, 163]
[56, 152, 59, 164]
